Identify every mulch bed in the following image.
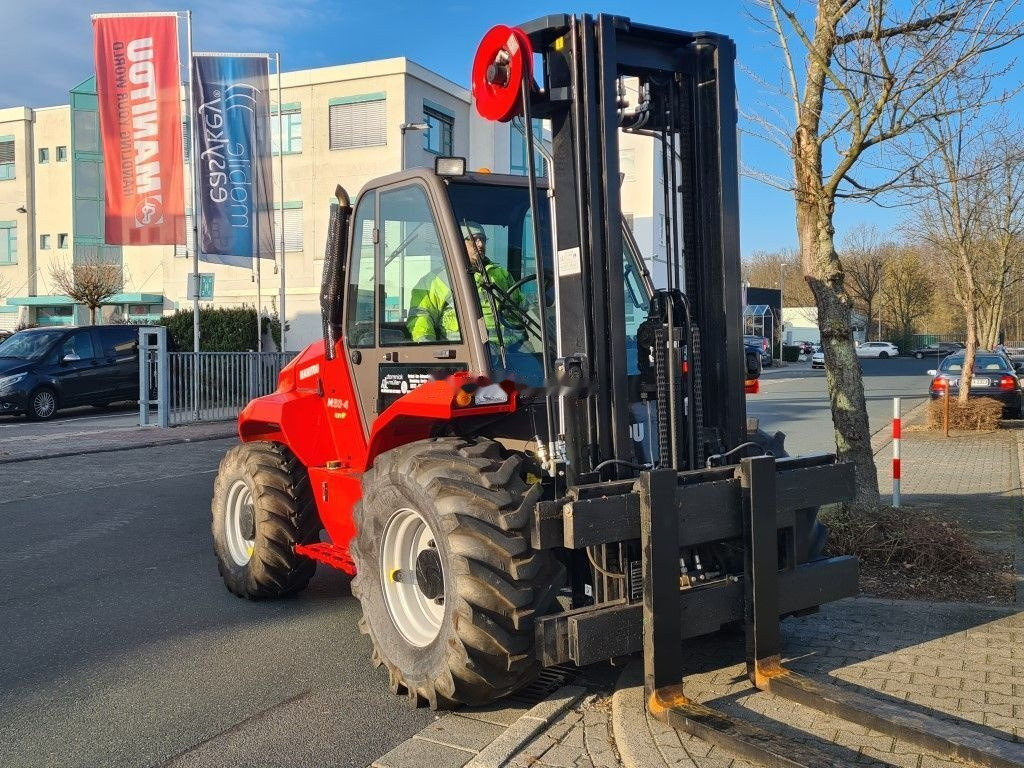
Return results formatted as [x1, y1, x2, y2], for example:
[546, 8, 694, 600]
[858, 556, 1016, 604]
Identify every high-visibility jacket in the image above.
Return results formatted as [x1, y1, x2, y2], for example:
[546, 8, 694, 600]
[407, 262, 524, 343]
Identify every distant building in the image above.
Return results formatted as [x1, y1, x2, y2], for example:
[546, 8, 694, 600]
[783, 306, 867, 344]
[0, 58, 664, 348]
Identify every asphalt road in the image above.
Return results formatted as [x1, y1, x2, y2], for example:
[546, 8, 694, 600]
[747, 356, 936, 454]
[0, 402, 139, 439]
[0, 440, 435, 768]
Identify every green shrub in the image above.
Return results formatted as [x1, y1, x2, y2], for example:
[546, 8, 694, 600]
[160, 307, 262, 352]
[781, 344, 801, 362]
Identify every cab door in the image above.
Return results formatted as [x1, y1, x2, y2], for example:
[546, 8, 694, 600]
[343, 181, 472, 431]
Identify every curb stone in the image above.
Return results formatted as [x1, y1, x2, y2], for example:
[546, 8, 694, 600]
[1014, 429, 1024, 607]
[610, 661, 665, 768]
[371, 685, 586, 768]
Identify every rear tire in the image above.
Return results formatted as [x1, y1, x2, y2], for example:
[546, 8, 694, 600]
[915, 352, 924, 359]
[211, 441, 319, 599]
[352, 437, 564, 709]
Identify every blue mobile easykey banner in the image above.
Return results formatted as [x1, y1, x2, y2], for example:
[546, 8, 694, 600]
[193, 55, 275, 265]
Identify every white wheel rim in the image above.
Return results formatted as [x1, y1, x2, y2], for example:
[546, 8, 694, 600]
[225, 480, 256, 566]
[33, 391, 55, 418]
[380, 508, 445, 647]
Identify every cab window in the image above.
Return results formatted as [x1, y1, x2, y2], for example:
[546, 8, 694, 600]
[61, 330, 95, 361]
[345, 191, 377, 348]
[380, 185, 459, 346]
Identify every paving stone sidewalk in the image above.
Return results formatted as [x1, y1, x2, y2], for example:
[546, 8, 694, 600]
[613, 598, 1023, 768]
[0, 420, 237, 463]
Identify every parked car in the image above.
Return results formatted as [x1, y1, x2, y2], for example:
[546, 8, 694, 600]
[811, 350, 825, 369]
[928, 352, 1024, 417]
[743, 335, 772, 367]
[0, 325, 146, 420]
[795, 340, 815, 355]
[855, 341, 899, 359]
[909, 341, 964, 360]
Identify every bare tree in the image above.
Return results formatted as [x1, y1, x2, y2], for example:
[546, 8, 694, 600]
[49, 257, 123, 325]
[0, 272, 9, 303]
[843, 225, 887, 339]
[883, 244, 935, 342]
[975, 135, 1024, 349]
[747, 0, 1022, 506]
[742, 248, 816, 306]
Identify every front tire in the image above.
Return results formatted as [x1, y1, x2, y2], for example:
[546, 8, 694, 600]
[915, 352, 924, 359]
[352, 437, 564, 709]
[211, 442, 319, 599]
[879, 351, 889, 359]
[27, 387, 58, 421]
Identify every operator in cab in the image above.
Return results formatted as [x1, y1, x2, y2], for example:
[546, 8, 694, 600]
[406, 222, 525, 343]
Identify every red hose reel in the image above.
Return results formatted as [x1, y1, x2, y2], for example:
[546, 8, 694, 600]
[472, 24, 533, 122]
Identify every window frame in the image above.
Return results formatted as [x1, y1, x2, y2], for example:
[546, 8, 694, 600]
[0, 222, 16, 264]
[39, 234, 50, 250]
[344, 191, 378, 349]
[56, 145, 68, 162]
[38, 148, 49, 164]
[328, 94, 387, 151]
[422, 106, 454, 156]
[57, 233, 69, 249]
[271, 105, 302, 155]
[0, 136, 15, 181]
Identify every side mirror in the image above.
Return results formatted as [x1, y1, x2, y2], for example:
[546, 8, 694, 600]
[926, 369, 937, 376]
[61, 353, 81, 364]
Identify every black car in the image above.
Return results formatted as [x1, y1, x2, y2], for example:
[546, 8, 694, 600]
[0, 325, 148, 420]
[911, 341, 964, 360]
[928, 352, 1024, 417]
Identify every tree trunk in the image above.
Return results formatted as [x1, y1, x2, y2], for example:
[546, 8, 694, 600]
[797, 200, 880, 509]
[958, 249, 979, 402]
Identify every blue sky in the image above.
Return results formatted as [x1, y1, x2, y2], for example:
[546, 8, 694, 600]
[0, 0, 977, 255]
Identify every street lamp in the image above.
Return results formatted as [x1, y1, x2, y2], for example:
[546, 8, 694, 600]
[399, 122, 430, 170]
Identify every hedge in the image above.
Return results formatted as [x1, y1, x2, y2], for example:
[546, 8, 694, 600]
[159, 307, 267, 352]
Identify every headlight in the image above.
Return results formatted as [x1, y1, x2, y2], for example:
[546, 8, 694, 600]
[0, 373, 27, 391]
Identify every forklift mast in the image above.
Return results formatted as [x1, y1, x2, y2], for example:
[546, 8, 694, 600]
[509, 15, 747, 480]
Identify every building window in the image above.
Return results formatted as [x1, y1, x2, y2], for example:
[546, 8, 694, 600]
[274, 204, 304, 251]
[0, 137, 14, 180]
[38, 148, 49, 164]
[328, 95, 386, 150]
[272, 106, 302, 154]
[40, 234, 50, 249]
[0, 222, 16, 264]
[56, 145, 68, 162]
[58, 233, 69, 249]
[510, 121, 547, 177]
[423, 105, 453, 155]
[36, 306, 74, 326]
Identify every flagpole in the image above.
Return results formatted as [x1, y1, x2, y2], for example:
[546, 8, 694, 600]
[185, 10, 202, 419]
[275, 52, 286, 353]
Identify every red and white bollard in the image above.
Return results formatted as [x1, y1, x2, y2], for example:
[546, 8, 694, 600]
[892, 397, 901, 508]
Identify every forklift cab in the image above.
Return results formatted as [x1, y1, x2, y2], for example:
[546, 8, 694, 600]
[338, 165, 653, 430]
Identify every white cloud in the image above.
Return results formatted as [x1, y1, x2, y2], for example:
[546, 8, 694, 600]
[0, 0, 319, 108]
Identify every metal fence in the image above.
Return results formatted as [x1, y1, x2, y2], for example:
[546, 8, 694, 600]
[165, 351, 294, 425]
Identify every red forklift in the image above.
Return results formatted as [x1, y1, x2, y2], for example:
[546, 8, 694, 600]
[209, 14, 1023, 768]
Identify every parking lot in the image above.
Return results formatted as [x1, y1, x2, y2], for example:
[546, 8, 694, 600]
[748, 356, 936, 454]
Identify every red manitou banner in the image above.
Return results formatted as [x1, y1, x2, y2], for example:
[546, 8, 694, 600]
[92, 15, 185, 245]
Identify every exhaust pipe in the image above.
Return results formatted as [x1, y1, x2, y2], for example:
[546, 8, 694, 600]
[320, 185, 352, 360]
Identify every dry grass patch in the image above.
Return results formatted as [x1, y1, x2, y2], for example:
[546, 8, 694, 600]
[821, 504, 1015, 603]
[926, 397, 1004, 431]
